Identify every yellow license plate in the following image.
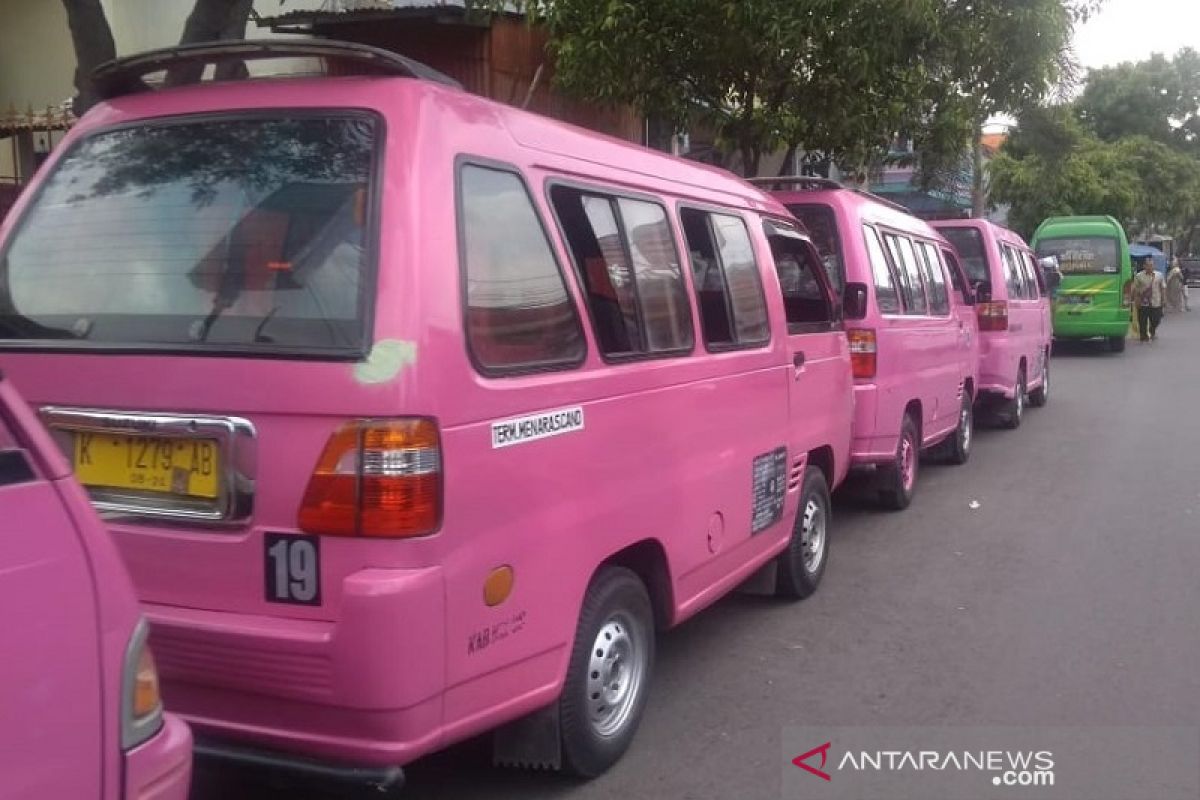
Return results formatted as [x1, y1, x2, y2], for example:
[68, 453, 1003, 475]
[72, 432, 220, 499]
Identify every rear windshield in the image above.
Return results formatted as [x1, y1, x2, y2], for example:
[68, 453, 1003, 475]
[938, 227, 988, 283]
[784, 203, 844, 292]
[0, 115, 377, 357]
[1034, 236, 1119, 275]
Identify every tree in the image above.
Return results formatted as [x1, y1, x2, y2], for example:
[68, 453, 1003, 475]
[60, 0, 258, 115]
[1076, 48, 1200, 152]
[515, 0, 965, 177]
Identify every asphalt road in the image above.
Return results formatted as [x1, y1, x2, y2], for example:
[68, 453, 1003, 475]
[194, 313, 1200, 800]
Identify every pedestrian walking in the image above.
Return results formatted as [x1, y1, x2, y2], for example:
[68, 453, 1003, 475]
[1132, 256, 1166, 342]
[1166, 257, 1186, 313]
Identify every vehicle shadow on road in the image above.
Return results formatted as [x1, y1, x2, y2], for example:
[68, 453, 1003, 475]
[1050, 338, 1124, 358]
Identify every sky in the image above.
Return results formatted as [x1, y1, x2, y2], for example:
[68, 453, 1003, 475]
[1072, 0, 1200, 69]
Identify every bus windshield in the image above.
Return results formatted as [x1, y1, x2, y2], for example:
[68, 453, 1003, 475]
[1034, 236, 1119, 275]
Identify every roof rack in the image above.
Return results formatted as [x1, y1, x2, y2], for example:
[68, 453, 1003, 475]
[747, 174, 913, 215]
[92, 39, 461, 101]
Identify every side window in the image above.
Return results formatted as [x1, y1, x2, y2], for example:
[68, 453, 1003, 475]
[767, 225, 834, 330]
[885, 233, 929, 315]
[550, 185, 693, 358]
[1001, 244, 1024, 299]
[917, 241, 950, 315]
[1021, 251, 1044, 298]
[941, 248, 967, 296]
[681, 208, 770, 348]
[460, 165, 585, 373]
[863, 226, 901, 314]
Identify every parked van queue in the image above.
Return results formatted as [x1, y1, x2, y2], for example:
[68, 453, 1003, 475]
[0, 41, 1058, 797]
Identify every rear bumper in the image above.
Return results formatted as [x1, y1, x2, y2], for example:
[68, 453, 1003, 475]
[1053, 311, 1129, 339]
[145, 565, 448, 767]
[123, 713, 192, 800]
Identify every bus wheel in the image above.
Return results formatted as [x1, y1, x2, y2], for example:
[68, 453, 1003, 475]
[1108, 336, 1126, 353]
[560, 566, 655, 778]
[775, 467, 831, 600]
[879, 413, 919, 511]
[1029, 358, 1049, 407]
[1000, 369, 1026, 430]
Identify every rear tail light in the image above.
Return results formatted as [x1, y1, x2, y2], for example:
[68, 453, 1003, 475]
[298, 419, 442, 538]
[977, 301, 1009, 331]
[847, 328, 877, 379]
[122, 620, 163, 750]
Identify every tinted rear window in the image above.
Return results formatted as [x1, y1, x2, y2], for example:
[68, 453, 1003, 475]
[0, 115, 377, 356]
[939, 227, 989, 284]
[784, 204, 844, 292]
[1034, 237, 1119, 275]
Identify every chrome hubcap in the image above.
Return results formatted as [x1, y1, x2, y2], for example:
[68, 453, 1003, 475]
[801, 498, 826, 573]
[960, 403, 972, 451]
[586, 612, 647, 738]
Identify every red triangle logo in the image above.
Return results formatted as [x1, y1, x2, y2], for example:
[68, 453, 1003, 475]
[792, 741, 832, 781]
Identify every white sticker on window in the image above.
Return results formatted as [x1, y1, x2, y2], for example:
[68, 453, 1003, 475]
[491, 406, 585, 449]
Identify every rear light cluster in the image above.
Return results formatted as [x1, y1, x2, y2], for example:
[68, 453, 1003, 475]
[298, 419, 442, 538]
[847, 328, 877, 379]
[976, 301, 1009, 331]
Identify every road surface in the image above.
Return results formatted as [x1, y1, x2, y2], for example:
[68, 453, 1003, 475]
[194, 313, 1200, 799]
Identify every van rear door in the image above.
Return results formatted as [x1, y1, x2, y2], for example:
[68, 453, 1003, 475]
[0, 380, 103, 799]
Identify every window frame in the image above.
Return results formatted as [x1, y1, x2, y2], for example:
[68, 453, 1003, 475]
[763, 216, 839, 334]
[0, 108, 386, 362]
[782, 202, 846, 292]
[1022, 250, 1047, 297]
[1000, 243, 1026, 300]
[862, 223, 904, 316]
[545, 177, 696, 364]
[678, 202, 772, 353]
[916, 240, 951, 316]
[881, 229, 931, 316]
[455, 156, 589, 378]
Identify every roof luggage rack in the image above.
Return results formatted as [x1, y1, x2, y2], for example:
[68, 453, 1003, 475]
[747, 174, 913, 215]
[92, 39, 461, 101]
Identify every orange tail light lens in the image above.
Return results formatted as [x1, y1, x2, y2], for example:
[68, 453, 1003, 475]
[977, 301, 1009, 331]
[847, 328, 877, 379]
[298, 419, 442, 538]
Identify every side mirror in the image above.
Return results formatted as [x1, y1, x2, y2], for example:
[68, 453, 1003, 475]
[842, 282, 868, 320]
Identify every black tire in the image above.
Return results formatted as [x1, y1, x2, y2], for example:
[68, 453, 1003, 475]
[559, 566, 655, 778]
[937, 390, 973, 465]
[1028, 356, 1049, 407]
[774, 467, 831, 600]
[1108, 335, 1126, 353]
[879, 413, 919, 511]
[999, 368, 1026, 430]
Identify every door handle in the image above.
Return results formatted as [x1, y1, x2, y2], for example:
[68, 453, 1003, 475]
[793, 352, 806, 369]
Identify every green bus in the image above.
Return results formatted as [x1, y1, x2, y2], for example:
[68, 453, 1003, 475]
[1032, 215, 1132, 352]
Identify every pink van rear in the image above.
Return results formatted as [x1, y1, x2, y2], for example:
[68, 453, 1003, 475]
[0, 42, 852, 787]
[0, 374, 191, 800]
[769, 181, 979, 509]
[933, 219, 1052, 426]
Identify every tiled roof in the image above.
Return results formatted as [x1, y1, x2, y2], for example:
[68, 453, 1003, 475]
[0, 104, 75, 136]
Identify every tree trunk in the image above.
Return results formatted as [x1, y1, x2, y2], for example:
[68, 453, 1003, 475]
[167, 0, 255, 87]
[61, 0, 117, 116]
[971, 123, 986, 218]
[777, 143, 799, 177]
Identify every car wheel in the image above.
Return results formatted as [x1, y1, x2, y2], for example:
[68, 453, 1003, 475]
[1028, 356, 1049, 407]
[939, 391, 973, 465]
[774, 467, 831, 600]
[1000, 369, 1026, 430]
[1108, 336, 1126, 353]
[559, 566, 654, 778]
[879, 413, 919, 511]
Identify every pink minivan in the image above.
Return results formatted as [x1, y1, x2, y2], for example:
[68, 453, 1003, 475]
[932, 219, 1051, 427]
[763, 178, 980, 510]
[0, 41, 852, 789]
[0, 374, 192, 799]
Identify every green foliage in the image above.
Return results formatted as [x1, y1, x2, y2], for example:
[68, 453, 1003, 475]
[1076, 48, 1200, 152]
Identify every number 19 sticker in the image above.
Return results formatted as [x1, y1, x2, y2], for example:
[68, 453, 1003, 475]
[264, 533, 321, 605]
